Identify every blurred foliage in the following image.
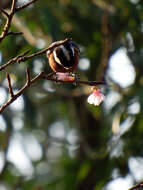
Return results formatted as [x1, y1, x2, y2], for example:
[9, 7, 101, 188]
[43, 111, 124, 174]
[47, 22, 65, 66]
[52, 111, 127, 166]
[0, 0, 143, 190]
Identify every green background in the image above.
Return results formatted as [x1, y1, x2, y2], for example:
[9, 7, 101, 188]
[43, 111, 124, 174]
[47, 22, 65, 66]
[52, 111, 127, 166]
[0, 0, 143, 189]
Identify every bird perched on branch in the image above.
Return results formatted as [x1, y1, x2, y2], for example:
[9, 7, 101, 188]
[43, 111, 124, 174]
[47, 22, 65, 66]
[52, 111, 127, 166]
[46, 40, 80, 73]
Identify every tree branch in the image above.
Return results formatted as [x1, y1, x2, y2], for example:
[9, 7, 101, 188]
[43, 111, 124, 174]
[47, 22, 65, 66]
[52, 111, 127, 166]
[0, 0, 17, 43]
[0, 70, 105, 114]
[16, 38, 72, 63]
[10, 0, 17, 13]
[7, 31, 23, 36]
[0, 0, 39, 43]
[15, 0, 39, 12]
[6, 73, 14, 98]
[0, 50, 30, 71]
[0, 70, 43, 114]
[26, 67, 31, 84]
[0, 38, 71, 71]
[0, 36, 105, 114]
[129, 182, 143, 190]
[41, 74, 105, 86]
[0, 8, 9, 18]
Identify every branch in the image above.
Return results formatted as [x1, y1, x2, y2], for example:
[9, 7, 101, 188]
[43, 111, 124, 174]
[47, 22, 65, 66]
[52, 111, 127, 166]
[0, 38, 71, 71]
[0, 70, 105, 114]
[0, 0, 39, 43]
[10, 0, 17, 13]
[129, 182, 143, 190]
[16, 38, 72, 63]
[15, 0, 39, 12]
[0, 50, 30, 71]
[41, 74, 105, 86]
[0, 8, 9, 18]
[6, 73, 14, 98]
[0, 70, 43, 114]
[75, 80, 105, 86]
[0, 0, 17, 43]
[26, 67, 31, 84]
[0, 36, 104, 114]
[7, 31, 23, 36]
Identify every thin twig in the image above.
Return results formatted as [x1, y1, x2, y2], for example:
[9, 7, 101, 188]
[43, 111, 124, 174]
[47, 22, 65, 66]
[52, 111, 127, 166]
[17, 38, 72, 63]
[0, 35, 104, 114]
[0, 50, 30, 71]
[6, 73, 14, 98]
[7, 31, 23, 36]
[0, 8, 9, 18]
[0, 38, 71, 72]
[0, 70, 105, 114]
[15, 0, 39, 12]
[0, 71, 43, 114]
[26, 67, 30, 84]
[10, 0, 17, 13]
[129, 182, 143, 190]
[0, 0, 39, 43]
[41, 74, 105, 86]
[0, 0, 17, 43]
[75, 80, 105, 86]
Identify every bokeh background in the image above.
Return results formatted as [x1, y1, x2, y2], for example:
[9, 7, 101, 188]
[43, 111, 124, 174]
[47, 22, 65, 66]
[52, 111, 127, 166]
[0, 0, 143, 189]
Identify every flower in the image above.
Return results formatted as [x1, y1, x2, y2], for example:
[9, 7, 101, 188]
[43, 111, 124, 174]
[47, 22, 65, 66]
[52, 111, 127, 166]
[87, 89, 105, 106]
[55, 72, 75, 82]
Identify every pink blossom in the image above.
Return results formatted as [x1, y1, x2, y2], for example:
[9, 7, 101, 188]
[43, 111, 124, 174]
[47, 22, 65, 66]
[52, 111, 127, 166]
[55, 72, 75, 82]
[87, 89, 105, 106]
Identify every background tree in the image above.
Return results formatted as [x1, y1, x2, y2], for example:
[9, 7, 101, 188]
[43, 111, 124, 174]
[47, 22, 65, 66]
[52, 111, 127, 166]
[0, 0, 143, 190]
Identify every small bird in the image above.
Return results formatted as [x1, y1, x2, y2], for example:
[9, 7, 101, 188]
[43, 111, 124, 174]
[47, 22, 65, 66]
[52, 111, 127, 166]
[47, 40, 80, 73]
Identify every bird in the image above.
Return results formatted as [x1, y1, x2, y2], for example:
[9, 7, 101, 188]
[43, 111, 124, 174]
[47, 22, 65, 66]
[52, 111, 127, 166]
[46, 40, 80, 73]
